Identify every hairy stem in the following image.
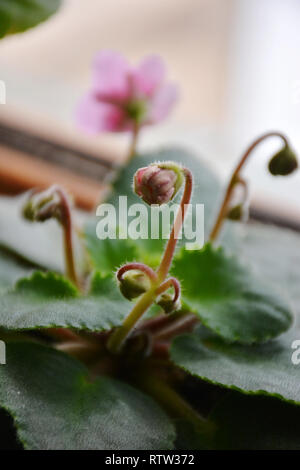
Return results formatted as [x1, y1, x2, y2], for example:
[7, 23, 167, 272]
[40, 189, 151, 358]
[117, 263, 158, 282]
[156, 168, 193, 282]
[127, 122, 140, 161]
[56, 188, 78, 287]
[209, 131, 289, 242]
[107, 287, 157, 354]
[156, 277, 181, 304]
[107, 169, 192, 354]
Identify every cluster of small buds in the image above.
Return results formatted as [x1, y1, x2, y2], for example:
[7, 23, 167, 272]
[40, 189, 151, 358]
[117, 264, 181, 314]
[225, 143, 298, 223]
[210, 132, 299, 241]
[134, 161, 184, 206]
[115, 160, 186, 323]
[116, 259, 182, 314]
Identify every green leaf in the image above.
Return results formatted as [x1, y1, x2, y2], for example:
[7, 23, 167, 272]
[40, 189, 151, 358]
[0, 270, 131, 332]
[84, 223, 139, 274]
[210, 392, 300, 449]
[16, 270, 78, 297]
[172, 244, 292, 343]
[0, 342, 175, 449]
[0, 0, 61, 38]
[232, 222, 300, 318]
[171, 325, 300, 404]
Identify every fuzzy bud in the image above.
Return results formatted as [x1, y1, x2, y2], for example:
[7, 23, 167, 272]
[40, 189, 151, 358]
[134, 161, 184, 205]
[22, 189, 60, 223]
[118, 270, 152, 301]
[156, 292, 181, 314]
[268, 145, 298, 176]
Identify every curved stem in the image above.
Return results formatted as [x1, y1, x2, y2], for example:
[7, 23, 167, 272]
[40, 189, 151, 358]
[153, 313, 198, 341]
[107, 168, 192, 354]
[137, 371, 216, 439]
[55, 187, 78, 287]
[225, 176, 249, 219]
[127, 122, 140, 161]
[117, 263, 158, 283]
[156, 168, 193, 282]
[156, 277, 181, 304]
[107, 287, 157, 354]
[209, 131, 289, 242]
[235, 177, 249, 206]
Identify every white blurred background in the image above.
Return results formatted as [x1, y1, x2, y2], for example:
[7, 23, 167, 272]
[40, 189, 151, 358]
[0, 0, 300, 218]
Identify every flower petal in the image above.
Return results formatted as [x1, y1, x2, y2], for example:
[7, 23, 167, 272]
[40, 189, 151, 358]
[147, 83, 179, 124]
[92, 50, 131, 102]
[76, 92, 126, 133]
[133, 55, 166, 97]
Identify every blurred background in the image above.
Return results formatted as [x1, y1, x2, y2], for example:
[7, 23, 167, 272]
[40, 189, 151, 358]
[0, 0, 300, 220]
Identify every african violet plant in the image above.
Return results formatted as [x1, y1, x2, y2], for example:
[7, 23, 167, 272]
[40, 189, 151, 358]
[0, 51, 300, 450]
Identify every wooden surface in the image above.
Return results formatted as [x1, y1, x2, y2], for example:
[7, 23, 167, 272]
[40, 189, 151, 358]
[0, 106, 124, 209]
[0, 144, 109, 209]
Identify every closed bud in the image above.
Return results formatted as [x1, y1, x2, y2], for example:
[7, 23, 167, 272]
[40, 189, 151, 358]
[118, 270, 152, 301]
[156, 292, 181, 314]
[226, 177, 249, 223]
[268, 145, 298, 176]
[22, 186, 72, 225]
[22, 189, 58, 223]
[134, 161, 184, 205]
[22, 199, 35, 221]
[226, 203, 249, 222]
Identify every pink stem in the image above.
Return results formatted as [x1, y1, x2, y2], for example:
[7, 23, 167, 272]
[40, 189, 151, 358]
[209, 131, 289, 241]
[117, 263, 158, 283]
[156, 277, 181, 304]
[54, 186, 78, 287]
[156, 168, 193, 282]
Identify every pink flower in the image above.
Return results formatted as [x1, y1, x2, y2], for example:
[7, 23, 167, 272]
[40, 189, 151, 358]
[76, 51, 178, 134]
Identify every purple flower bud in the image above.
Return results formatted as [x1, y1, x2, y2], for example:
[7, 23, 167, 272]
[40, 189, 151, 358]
[134, 161, 184, 205]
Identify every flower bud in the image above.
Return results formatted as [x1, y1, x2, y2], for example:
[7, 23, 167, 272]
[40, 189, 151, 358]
[268, 145, 298, 176]
[22, 199, 35, 221]
[118, 270, 152, 301]
[22, 189, 59, 223]
[134, 161, 184, 205]
[156, 292, 181, 314]
[226, 203, 249, 222]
